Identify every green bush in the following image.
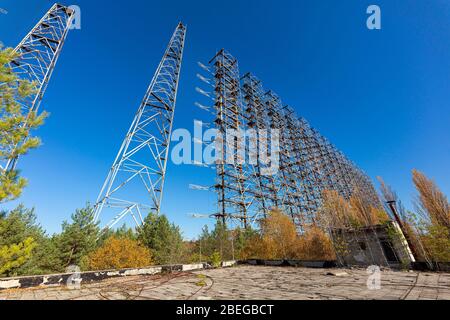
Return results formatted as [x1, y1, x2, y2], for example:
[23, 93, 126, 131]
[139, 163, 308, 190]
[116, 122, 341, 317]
[210, 251, 221, 268]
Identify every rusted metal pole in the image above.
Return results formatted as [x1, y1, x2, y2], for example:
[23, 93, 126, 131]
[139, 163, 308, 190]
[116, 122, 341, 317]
[387, 200, 419, 261]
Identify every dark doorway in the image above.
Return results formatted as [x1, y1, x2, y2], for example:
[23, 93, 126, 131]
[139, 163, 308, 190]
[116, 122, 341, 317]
[380, 240, 399, 263]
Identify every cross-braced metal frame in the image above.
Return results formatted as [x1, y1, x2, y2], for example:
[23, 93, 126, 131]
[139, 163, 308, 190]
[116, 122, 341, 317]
[241, 73, 278, 222]
[208, 49, 253, 228]
[1, 3, 74, 172]
[199, 50, 381, 230]
[93, 23, 186, 229]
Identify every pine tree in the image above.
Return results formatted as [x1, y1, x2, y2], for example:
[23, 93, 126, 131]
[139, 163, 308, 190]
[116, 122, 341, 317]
[0, 205, 60, 276]
[210, 220, 231, 260]
[197, 225, 213, 258]
[98, 223, 137, 246]
[0, 47, 50, 275]
[138, 213, 184, 265]
[0, 237, 36, 276]
[233, 227, 258, 260]
[0, 47, 48, 202]
[57, 205, 100, 269]
[114, 224, 137, 239]
[194, 221, 252, 261]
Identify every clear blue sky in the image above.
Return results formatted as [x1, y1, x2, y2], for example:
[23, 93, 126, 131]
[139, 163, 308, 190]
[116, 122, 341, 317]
[0, 0, 449, 239]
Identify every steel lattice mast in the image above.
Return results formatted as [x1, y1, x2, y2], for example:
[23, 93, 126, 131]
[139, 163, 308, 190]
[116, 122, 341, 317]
[1, 3, 74, 172]
[93, 23, 186, 229]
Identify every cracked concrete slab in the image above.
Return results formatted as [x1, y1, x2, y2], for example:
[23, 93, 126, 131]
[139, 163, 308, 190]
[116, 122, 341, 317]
[0, 266, 449, 300]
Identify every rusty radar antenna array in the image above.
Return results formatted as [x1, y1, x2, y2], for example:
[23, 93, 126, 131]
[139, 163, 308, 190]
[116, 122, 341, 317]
[194, 50, 381, 231]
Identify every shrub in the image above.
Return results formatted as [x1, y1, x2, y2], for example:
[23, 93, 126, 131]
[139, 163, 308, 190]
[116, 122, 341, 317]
[87, 236, 153, 270]
[0, 237, 36, 276]
[295, 226, 336, 261]
[421, 225, 450, 262]
[210, 251, 221, 268]
[240, 210, 336, 261]
[259, 209, 299, 259]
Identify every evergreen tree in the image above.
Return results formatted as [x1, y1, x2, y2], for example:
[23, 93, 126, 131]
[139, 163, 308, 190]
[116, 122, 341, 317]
[0, 237, 36, 276]
[98, 223, 137, 246]
[0, 205, 43, 246]
[138, 213, 184, 265]
[210, 220, 231, 260]
[27, 235, 61, 274]
[57, 205, 100, 269]
[0, 47, 50, 275]
[0, 47, 48, 202]
[0, 205, 59, 276]
[114, 224, 137, 239]
[233, 227, 258, 260]
[195, 221, 254, 261]
[196, 225, 213, 259]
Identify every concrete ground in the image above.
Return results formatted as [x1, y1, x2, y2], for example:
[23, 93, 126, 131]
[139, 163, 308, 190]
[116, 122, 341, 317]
[0, 266, 449, 300]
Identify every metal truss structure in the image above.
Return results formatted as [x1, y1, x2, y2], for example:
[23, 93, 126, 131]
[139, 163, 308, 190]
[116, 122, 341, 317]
[208, 50, 252, 228]
[196, 50, 381, 230]
[1, 3, 74, 172]
[93, 23, 186, 230]
[241, 73, 279, 221]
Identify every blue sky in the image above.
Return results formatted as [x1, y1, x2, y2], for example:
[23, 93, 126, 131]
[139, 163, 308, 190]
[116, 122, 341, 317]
[0, 0, 449, 239]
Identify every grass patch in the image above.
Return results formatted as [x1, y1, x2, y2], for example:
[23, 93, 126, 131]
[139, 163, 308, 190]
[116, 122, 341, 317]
[195, 280, 207, 287]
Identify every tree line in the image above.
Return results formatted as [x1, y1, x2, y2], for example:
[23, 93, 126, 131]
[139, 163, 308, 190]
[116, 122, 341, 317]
[0, 205, 189, 276]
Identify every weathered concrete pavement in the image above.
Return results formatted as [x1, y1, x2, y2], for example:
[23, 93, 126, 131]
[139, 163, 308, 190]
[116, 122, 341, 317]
[0, 266, 449, 300]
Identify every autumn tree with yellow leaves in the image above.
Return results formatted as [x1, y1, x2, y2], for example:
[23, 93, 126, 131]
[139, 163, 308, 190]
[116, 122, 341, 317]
[296, 226, 336, 261]
[411, 170, 450, 263]
[86, 236, 153, 271]
[0, 237, 36, 275]
[242, 209, 335, 261]
[318, 189, 390, 230]
[378, 170, 450, 264]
